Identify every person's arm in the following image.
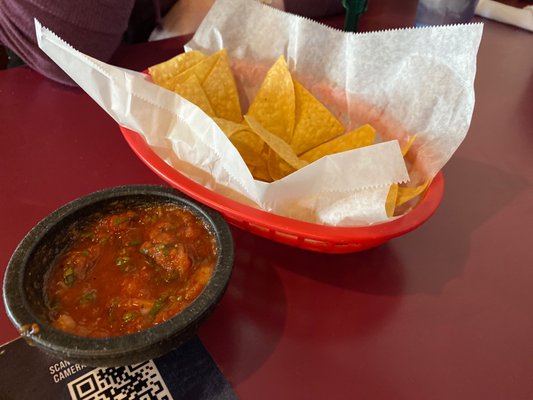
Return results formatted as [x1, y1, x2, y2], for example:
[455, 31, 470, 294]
[0, 0, 135, 85]
[150, 0, 345, 41]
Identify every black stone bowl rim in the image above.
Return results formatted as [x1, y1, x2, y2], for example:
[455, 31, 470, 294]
[3, 184, 234, 366]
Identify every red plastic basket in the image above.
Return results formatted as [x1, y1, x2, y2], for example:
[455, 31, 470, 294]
[120, 126, 444, 253]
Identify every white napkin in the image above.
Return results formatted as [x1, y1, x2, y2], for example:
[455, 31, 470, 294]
[476, 0, 533, 31]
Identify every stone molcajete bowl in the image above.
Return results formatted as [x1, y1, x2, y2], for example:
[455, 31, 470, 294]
[3, 185, 234, 366]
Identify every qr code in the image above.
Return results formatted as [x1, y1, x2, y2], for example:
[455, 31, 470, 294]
[67, 360, 173, 400]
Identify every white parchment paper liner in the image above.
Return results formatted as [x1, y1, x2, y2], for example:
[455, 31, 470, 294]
[35, 0, 483, 227]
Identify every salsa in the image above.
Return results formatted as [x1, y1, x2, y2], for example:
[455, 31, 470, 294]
[45, 204, 217, 337]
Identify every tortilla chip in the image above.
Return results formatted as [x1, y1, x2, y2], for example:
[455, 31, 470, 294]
[266, 152, 296, 181]
[300, 124, 375, 163]
[229, 130, 272, 181]
[246, 56, 295, 143]
[202, 50, 242, 123]
[150, 50, 428, 212]
[214, 118, 248, 138]
[385, 183, 399, 217]
[291, 80, 344, 154]
[245, 116, 307, 171]
[228, 129, 265, 168]
[148, 50, 206, 90]
[172, 50, 223, 87]
[402, 134, 417, 156]
[251, 163, 272, 182]
[174, 75, 215, 117]
[396, 180, 431, 207]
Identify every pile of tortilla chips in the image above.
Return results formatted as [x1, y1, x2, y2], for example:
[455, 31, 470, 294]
[148, 49, 428, 217]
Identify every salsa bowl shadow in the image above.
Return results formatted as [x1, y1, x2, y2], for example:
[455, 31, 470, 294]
[3, 185, 234, 366]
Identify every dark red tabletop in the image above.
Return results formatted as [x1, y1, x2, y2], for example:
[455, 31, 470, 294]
[1, 1, 532, 399]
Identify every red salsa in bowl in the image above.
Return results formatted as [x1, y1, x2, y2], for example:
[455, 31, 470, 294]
[47, 204, 217, 337]
[3, 185, 234, 366]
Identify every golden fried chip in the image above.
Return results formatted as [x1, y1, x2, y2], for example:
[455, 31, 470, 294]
[300, 124, 375, 163]
[213, 118, 248, 138]
[246, 56, 295, 143]
[266, 152, 296, 181]
[402, 134, 417, 156]
[228, 129, 265, 168]
[245, 116, 307, 171]
[148, 50, 206, 90]
[230, 131, 272, 182]
[291, 80, 344, 154]
[396, 180, 431, 208]
[202, 50, 242, 123]
[173, 50, 223, 87]
[150, 49, 427, 211]
[385, 183, 399, 217]
[174, 75, 215, 117]
[251, 163, 272, 182]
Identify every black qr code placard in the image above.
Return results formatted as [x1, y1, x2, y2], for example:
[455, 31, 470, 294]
[67, 360, 173, 400]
